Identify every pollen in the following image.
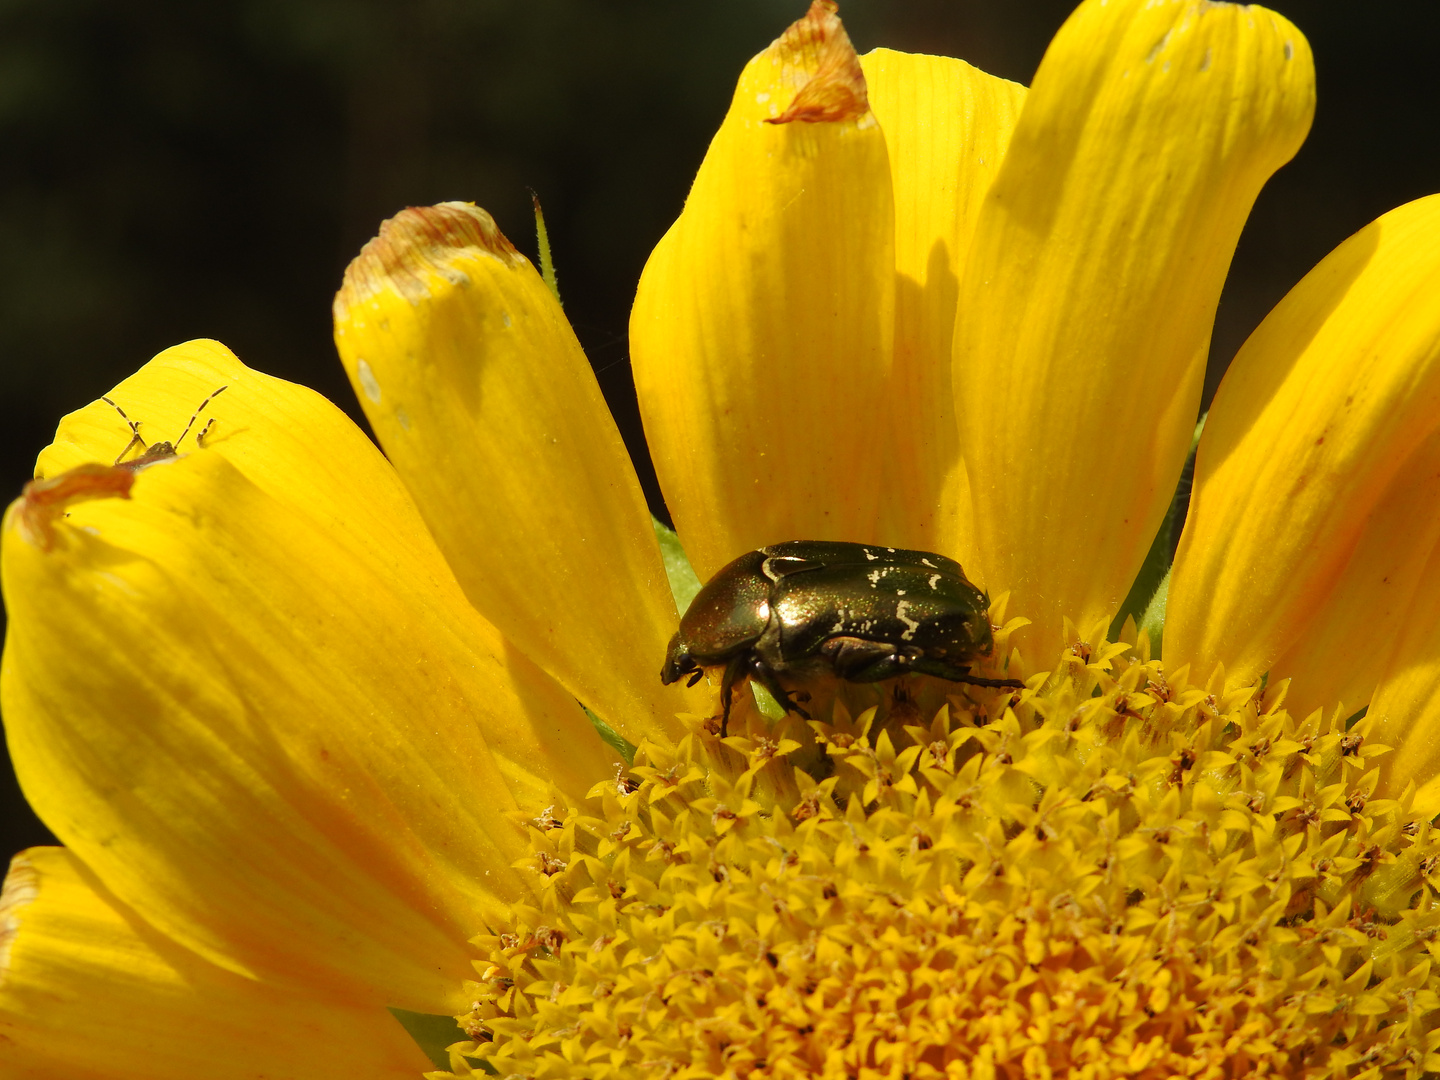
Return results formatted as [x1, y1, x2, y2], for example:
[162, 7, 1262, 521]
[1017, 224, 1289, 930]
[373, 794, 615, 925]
[448, 620, 1440, 1079]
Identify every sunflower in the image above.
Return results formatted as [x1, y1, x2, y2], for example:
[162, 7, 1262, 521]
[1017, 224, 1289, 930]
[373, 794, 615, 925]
[5, 0, 1440, 1077]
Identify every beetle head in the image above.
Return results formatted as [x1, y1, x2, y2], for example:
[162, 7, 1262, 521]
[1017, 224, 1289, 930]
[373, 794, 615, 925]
[661, 633, 704, 687]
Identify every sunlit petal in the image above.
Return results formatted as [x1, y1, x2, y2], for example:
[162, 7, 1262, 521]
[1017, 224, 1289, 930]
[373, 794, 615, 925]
[334, 203, 694, 746]
[0, 848, 430, 1080]
[860, 48, 1025, 561]
[1167, 195, 1440, 716]
[631, 0, 894, 578]
[3, 341, 608, 1012]
[954, 0, 1314, 656]
[1369, 539, 1440, 812]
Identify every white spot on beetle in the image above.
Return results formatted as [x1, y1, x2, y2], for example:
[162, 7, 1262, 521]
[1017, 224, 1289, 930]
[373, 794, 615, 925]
[867, 570, 881, 587]
[830, 620, 845, 633]
[896, 590, 907, 597]
[864, 549, 878, 561]
[921, 558, 937, 569]
[356, 359, 382, 404]
[895, 599, 921, 642]
[928, 574, 941, 591]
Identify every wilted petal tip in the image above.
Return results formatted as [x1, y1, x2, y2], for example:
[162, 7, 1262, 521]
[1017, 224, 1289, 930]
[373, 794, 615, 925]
[9, 463, 138, 551]
[335, 202, 523, 317]
[765, 0, 870, 125]
[0, 852, 38, 979]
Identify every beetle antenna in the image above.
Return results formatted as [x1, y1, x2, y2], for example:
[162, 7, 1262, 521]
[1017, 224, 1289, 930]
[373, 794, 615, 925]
[173, 385, 228, 452]
[101, 395, 147, 465]
[100, 395, 141, 436]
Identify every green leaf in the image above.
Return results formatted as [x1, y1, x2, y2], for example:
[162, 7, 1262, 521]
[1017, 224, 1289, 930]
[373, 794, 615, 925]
[751, 680, 787, 720]
[530, 190, 561, 307]
[583, 703, 636, 765]
[652, 515, 703, 615]
[1137, 567, 1169, 656]
[1111, 413, 1207, 648]
[388, 1008, 474, 1072]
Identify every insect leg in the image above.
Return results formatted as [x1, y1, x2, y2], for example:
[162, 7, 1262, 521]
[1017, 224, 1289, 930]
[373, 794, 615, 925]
[750, 660, 811, 721]
[101, 395, 147, 464]
[951, 671, 1025, 691]
[718, 653, 750, 738]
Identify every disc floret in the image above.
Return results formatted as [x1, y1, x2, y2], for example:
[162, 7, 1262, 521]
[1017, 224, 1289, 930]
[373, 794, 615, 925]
[453, 623, 1440, 1079]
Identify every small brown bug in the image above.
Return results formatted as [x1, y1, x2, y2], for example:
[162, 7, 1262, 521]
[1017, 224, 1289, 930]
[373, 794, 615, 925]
[15, 386, 229, 550]
[104, 384, 228, 469]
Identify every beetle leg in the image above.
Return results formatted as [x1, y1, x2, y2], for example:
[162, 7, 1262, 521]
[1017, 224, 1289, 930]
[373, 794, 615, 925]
[951, 669, 1025, 691]
[718, 653, 751, 737]
[900, 654, 1023, 690]
[751, 660, 811, 721]
[818, 636, 905, 682]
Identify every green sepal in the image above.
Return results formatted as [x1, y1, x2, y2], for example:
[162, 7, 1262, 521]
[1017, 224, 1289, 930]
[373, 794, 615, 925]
[751, 680, 788, 720]
[388, 1007, 476, 1072]
[531, 190, 561, 306]
[1111, 413, 1207, 649]
[1137, 567, 1169, 656]
[584, 703, 636, 766]
[652, 515, 703, 616]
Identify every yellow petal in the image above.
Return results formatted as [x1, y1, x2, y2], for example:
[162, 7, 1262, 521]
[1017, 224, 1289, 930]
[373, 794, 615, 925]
[3, 341, 610, 1012]
[31, 339, 610, 810]
[1368, 540, 1440, 811]
[334, 204, 694, 747]
[630, 1, 895, 579]
[859, 48, 1025, 561]
[1167, 195, 1440, 716]
[953, 0, 1314, 657]
[0, 848, 430, 1080]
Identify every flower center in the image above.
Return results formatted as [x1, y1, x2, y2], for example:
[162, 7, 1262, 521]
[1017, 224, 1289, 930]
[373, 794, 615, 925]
[454, 629, 1440, 1079]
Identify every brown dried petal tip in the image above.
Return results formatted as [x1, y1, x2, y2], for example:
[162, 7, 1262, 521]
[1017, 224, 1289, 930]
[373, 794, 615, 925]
[334, 202, 522, 317]
[16, 463, 138, 551]
[766, 0, 870, 125]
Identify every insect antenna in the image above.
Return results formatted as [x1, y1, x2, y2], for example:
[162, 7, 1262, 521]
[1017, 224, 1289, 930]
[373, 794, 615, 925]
[101, 395, 147, 465]
[173, 385, 228, 451]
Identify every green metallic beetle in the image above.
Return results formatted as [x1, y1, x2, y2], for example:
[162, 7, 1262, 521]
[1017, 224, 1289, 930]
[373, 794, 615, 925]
[661, 540, 1023, 733]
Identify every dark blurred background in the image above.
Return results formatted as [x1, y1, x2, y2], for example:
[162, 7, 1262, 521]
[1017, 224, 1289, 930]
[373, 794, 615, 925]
[3, 0, 1438, 859]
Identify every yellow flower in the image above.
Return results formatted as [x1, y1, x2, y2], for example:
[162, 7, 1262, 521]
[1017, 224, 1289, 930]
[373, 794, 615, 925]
[4, 1, 1440, 1077]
